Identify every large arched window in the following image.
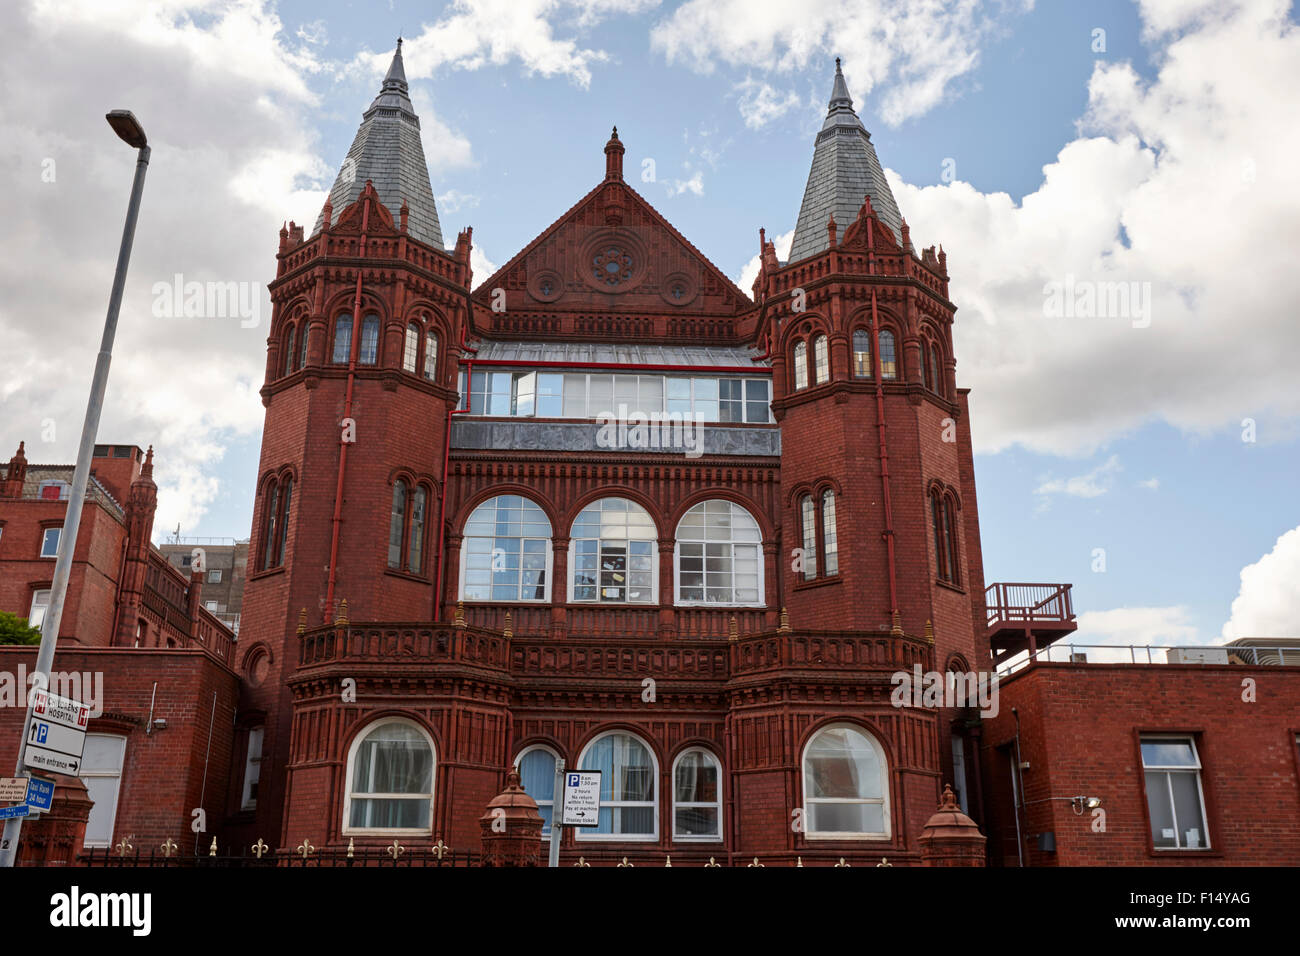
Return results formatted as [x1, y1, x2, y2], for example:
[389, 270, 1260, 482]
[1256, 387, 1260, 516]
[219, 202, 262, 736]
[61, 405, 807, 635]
[799, 494, 818, 580]
[274, 476, 292, 567]
[408, 487, 427, 574]
[929, 343, 943, 395]
[802, 723, 890, 839]
[343, 719, 435, 833]
[359, 314, 380, 365]
[387, 480, 430, 575]
[675, 500, 762, 606]
[299, 324, 310, 370]
[879, 329, 898, 380]
[570, 498, 656, 603]
[792, 341, 808, 390]
[576, 732, 658, 840]
[423, 329, 439, 382]
[332, 314, 352, 364]
[852, 329, 872, 378]
[402, 323, 420, 373]
[515, 745, 559, 839]
[822, 489, 838, 576]
[461, 495, 551, 601]
[672, 748, 722, 841]
[944, 495, 960, 586]
[931, 490, 950, 582]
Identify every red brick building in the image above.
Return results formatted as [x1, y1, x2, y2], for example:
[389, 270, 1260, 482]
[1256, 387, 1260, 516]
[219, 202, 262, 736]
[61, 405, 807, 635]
[9, 45, 1298, 868]
[0, 442, 239, 859]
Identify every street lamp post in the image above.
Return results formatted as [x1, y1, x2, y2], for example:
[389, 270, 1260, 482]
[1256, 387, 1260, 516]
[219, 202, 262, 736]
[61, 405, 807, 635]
[0, 111, 150, 868]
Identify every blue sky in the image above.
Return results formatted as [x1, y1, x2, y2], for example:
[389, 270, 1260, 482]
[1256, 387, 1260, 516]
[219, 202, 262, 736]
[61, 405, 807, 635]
[3, 0, 1297, 648]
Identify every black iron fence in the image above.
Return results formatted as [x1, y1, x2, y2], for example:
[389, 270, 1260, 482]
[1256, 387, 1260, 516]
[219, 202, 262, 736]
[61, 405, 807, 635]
[79, 843, 478, 868]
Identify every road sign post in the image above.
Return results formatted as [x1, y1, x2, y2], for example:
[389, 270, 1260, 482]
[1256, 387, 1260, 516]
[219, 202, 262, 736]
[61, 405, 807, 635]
[547, 759, 565, 868]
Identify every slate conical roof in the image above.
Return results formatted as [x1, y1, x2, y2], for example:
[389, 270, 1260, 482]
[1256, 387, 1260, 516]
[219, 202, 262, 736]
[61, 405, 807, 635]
[788, 58, 903, 262]
[313, 39, 445, 249]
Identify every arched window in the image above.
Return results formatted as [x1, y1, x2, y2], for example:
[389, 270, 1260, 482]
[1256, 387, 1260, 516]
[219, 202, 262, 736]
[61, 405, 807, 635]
[802, 723, 890, 839]
[343, 719, 435, 833]
[359, 314, 380, 365]
[260, 479, 279, 571]
[852, 329, 872, 378]
[822, 489, 838, 576]
[813, 334, 830, 384]
[792, 341, 808, 390]
[673, 748, 722, 841]
[299, 324, 310, 370]
[408, 487, 427, 574]
[274, 476, 292, 567]
[879, 329, 898, 380]
[929, 343, 943, 395]
[403, 323, 420, 373]
[576, 732, 657, 840]
[461, 495, 551, 601]
[675, 500, 762, 606]
[388, 480, 407, 569]
[332, 314, 352, 364]
[944, 496, 960, 586]
[283, 325, 296, 377]
[423, 330, 439, 382]
[570, 498, 656, 603]
[515, 745, 559, 839]
[931, 490, 950, 582]
[799, 494, 818, 580]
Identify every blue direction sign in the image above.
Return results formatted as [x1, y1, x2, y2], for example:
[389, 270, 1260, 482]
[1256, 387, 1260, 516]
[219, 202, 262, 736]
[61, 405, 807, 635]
[0, 804, 31, 820]
[25, 777, 54, 813]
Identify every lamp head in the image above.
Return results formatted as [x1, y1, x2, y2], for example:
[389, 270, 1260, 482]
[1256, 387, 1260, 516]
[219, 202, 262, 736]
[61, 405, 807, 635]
[106, 110, 147, 148]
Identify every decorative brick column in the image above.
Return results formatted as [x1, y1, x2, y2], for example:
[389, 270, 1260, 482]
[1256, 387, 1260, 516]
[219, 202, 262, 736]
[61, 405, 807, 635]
[479, 768, 544, 867]
[918, 784, 986, 867]
[17, 776, 93, 866]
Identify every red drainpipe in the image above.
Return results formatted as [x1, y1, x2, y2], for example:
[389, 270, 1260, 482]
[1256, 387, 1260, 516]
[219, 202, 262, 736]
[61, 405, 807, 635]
[433, 308, 477, 621]
[323, 188, 372, 622]
[867, 215, 900, 620]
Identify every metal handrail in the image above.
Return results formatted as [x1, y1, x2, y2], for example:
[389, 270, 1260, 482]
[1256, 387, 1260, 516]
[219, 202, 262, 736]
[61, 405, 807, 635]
[995, 642, 1300, 677]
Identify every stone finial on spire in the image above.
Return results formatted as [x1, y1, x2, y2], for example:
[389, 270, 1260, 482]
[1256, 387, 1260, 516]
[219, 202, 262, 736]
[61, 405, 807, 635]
[383, 37, 408, 91]
[604, 125, 624, 181]
[827, 212, 838, 248]
[2, 441, 28, 497]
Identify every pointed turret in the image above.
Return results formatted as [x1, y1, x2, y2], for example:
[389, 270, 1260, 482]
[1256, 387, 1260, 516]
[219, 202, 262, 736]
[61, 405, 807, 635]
[2, 441, 28, 498]
[313, 38, 445, 249]
[788, 57, 903, 262]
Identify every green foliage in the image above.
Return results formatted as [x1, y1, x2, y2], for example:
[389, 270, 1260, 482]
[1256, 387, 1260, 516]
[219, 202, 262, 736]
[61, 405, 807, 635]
[0, 611, 42, 645]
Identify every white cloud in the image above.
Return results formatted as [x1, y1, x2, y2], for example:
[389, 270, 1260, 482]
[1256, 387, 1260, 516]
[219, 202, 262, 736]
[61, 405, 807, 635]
[1072, 606, 1201, 655]
[893, 0, 1300, 456]
[651, 0, 1031, 126]
[665, 170, 704, 198]
[0, 0, 329, 535]
[437, 190, 481, 215]
[1221, 525, 1300, 640]
[1035, 455, 1122, 500]
[1138, 477, 1159, 490]
[354, 0, 658, 90]
[734, 78, 803, 129]
[735, 228, 794, 294]
[409, 88, 475, 172]
[470, 244, 499, 290]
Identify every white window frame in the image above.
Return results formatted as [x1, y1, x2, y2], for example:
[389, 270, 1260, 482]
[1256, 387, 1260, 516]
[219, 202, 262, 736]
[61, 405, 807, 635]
[207, 569, 222, 584]
[341, 717, 436, 837]
[813, 334, 830, 384]
[241, 726, 264, 810]
[671, 747, 723, 842]
[459, 495, 553, 603]
[793, 341, 809, 390]
[567, 498, 658, 605]
[673, 500, 764, 608]
[38, 480, 69, 500]
[29, 589, 51, 629]
[1140, 734, 1211, 851]
[514, 744, 560, 840]
[801, 722, 892, 841]
[40, 527, 61, 558]
[575, 731, 660, 842]
[81, 734, 127, 848]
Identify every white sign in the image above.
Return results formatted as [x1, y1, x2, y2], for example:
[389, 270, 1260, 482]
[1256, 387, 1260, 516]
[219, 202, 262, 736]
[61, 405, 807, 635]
[0, 777, 28, 803]
[561, 770, 602, 827]
[24, 690, 89, 777]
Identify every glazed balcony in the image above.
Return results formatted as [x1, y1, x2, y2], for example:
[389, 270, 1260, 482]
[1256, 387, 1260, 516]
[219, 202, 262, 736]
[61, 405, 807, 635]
[985, 582, 1077, 665]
